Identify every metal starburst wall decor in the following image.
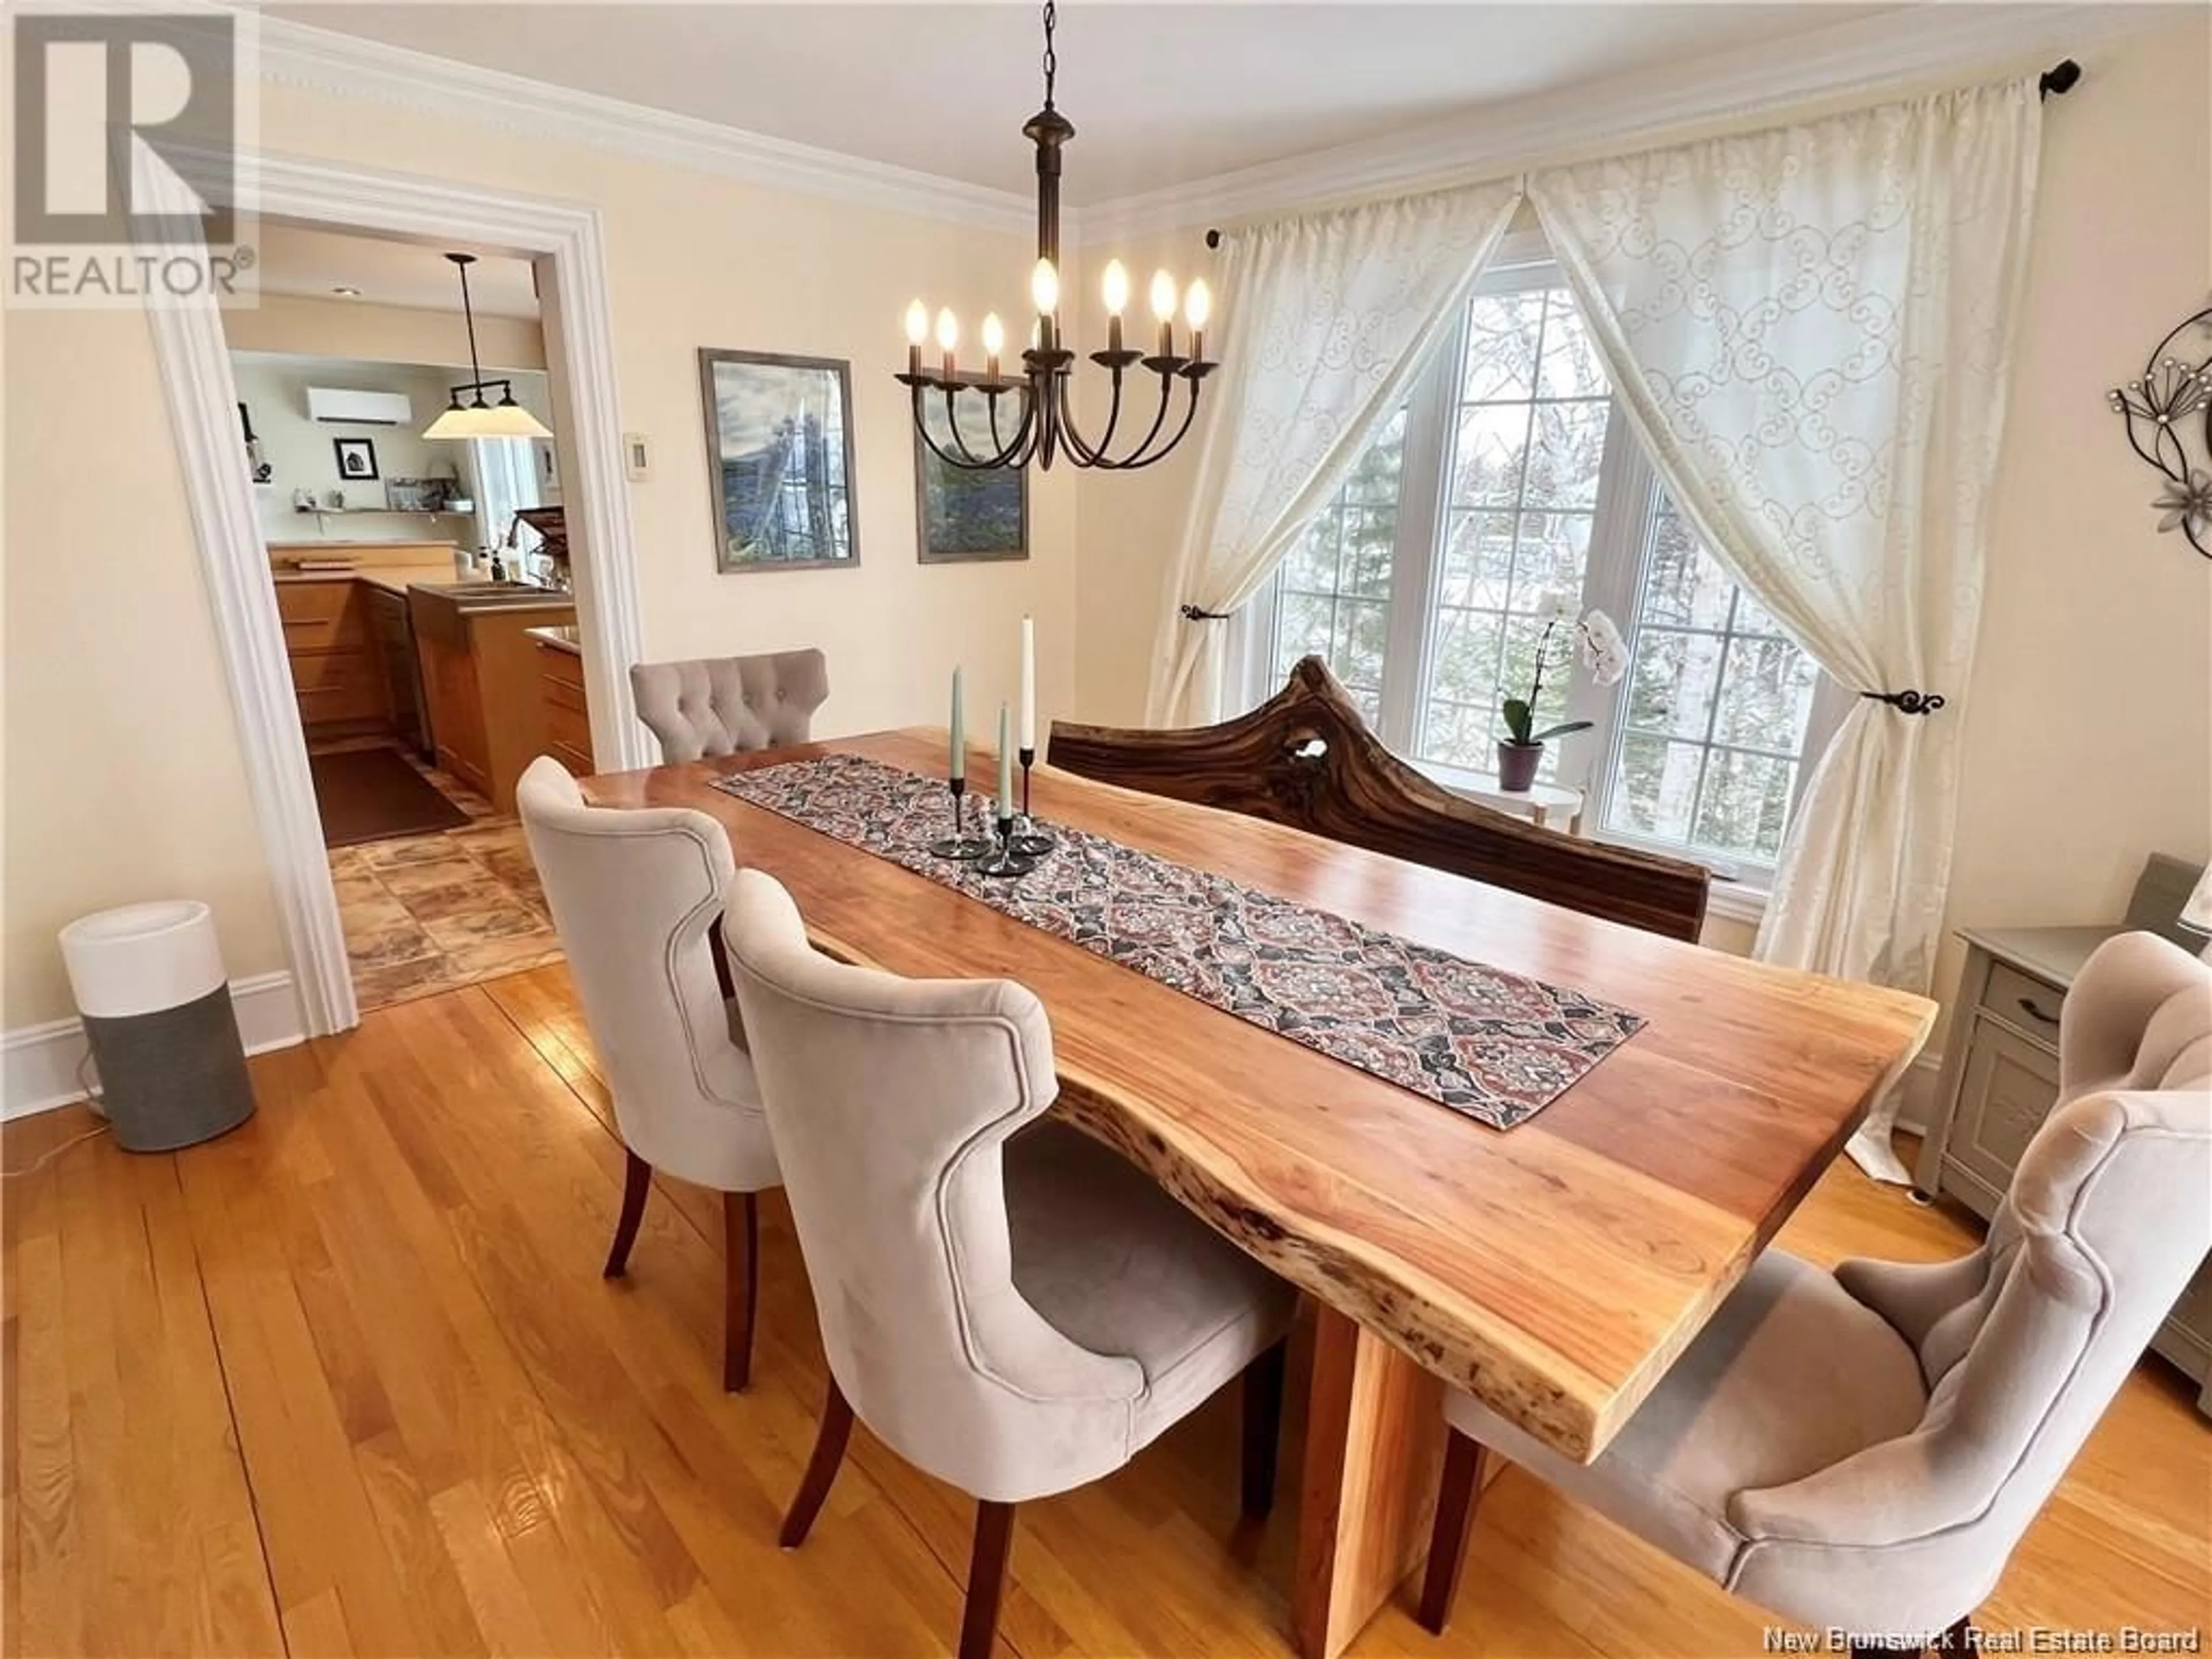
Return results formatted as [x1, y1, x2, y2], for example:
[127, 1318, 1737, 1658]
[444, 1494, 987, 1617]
[2108, 301, 2212, 558]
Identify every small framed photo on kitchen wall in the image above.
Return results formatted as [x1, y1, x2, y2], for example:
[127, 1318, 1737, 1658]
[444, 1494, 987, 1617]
[915, 378, 1028, 563]
[698, 348, 859, 573]
[332, 437, 379, 481]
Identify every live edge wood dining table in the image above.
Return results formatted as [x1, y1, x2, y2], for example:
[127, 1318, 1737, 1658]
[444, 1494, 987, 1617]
[585, 729, 1936, 1658]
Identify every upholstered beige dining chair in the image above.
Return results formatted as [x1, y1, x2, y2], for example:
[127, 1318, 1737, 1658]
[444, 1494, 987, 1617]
[630, 649, 829, 764]
[722, 868, 1297, 1659]
[516, 756, 781, 1391]
[1419, 930, 2212, 1658]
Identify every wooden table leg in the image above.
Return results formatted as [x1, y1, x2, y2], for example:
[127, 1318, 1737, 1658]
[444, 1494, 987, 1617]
[1292, 1305, 1448, 1659]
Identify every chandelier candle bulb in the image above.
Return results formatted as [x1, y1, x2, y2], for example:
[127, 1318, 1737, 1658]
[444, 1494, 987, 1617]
[982, 313, 1005, 381]
[935, 308, 959, 380]
[1185, 280, 1212, 362]
[904, 298, 929, 377]
[1150, 270, 1179, 357]
[1103, 259, 1129, 353]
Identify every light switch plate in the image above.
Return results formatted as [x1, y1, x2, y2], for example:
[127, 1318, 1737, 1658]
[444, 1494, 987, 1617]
[622, 431, 652, 481]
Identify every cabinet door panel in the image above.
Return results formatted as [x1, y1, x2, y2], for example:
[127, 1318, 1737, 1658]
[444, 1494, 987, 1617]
[1947, 1017, 2061, 1201]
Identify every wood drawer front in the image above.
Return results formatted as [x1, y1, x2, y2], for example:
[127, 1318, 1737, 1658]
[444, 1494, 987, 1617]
[1946, 1017, 2061, 1198]
[1982, 961, 2065, 1044]
[544, 699, 593, 757]
[278, 582, 370, 652]
[290, 647, 380, 698]
[539, 669, 588, 717]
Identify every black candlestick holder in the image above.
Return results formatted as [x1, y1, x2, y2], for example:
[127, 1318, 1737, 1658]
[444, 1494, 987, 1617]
[1010, 747, 1055, 857]
[927, 778, 990, 861]
[976, 812, 1037, 878]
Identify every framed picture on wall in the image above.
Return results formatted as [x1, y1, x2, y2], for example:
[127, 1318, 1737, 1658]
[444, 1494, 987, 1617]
[333, 437, 379, 480]
[697, 349, 859, 573]
[915, 377, 1028, 563]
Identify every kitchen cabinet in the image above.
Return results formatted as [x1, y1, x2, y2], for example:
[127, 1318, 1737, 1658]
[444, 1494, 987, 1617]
[529, 629, 594, 776]
[275, 579, 388, 738]
[409, 586, 577, 812]
[366, 586, 429, 758]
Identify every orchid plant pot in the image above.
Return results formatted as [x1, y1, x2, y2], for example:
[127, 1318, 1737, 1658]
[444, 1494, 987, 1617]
[1495, 605, 1630, 800]
[1495, 740, 1545, 793]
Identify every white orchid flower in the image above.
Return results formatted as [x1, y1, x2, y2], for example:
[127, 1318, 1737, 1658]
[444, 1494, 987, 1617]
[1577, 608, 1630, 687]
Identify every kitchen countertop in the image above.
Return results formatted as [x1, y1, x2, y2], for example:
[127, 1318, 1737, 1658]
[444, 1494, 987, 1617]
[266, 539, 461, 552]
[524, 625, 584, 657]
[271, 562, 459, 598]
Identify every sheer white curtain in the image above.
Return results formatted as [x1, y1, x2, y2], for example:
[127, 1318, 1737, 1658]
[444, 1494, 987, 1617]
[1532, 81, 2042, 1180]
[1147, 182, 1521, 726]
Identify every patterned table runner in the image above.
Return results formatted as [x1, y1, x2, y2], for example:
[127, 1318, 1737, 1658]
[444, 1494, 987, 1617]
[713, 754, 1644, 1130]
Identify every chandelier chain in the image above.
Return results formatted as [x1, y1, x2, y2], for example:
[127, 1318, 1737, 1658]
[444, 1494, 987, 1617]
[1040, 0, 1057, 109]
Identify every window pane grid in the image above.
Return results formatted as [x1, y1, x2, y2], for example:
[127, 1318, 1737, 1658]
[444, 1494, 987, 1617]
[1267, 411, 1406, 718]
[1606, 501, 1817, 865]
[1416, 289, 1605, 777]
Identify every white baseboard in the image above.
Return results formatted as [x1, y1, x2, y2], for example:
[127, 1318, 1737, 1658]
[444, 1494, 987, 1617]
[2, 972, 306, 1123]
[1893, 1050, 1944, 1139]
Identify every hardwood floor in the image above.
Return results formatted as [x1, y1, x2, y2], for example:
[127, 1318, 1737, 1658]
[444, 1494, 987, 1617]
[6, 965, 2206, 1657]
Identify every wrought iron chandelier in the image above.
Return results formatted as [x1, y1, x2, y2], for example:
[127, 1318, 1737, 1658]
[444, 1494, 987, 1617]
[899, 1, 1216, 473]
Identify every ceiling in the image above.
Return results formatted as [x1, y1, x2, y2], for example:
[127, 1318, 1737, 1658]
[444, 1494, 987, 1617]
[264, 3, 1918, 204]
[256, 223, 541, 316]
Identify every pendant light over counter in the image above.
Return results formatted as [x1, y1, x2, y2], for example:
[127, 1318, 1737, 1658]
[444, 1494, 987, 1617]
[423, 252, 554, 441]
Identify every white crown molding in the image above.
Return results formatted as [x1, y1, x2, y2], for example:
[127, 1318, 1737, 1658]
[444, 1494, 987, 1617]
[210, 2, 2171, 251]
[2, 973, 304, 1123]
[1081, 2, 2175, 238]
[252, 12, 1038, 239]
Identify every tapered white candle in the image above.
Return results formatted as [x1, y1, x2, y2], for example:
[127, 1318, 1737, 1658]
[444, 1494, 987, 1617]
[997, 704, 1014, 821]
[949, 667, 965, 783]
[1019, 616, 1036, 755]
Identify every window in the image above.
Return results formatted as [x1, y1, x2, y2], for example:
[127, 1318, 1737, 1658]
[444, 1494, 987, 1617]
[1264, 409, 1405, 729]
[1249, 244, 1840, 884]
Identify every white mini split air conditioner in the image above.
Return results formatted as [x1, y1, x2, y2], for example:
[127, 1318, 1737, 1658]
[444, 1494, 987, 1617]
[305, 387, 414, 426]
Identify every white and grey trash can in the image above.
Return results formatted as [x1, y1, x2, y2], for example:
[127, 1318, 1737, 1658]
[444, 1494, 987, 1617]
[59, 901, 257, 1152]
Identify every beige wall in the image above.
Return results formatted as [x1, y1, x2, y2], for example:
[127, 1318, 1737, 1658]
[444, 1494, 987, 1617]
[1071, 18, 2212, 1000]
[3, 309, 294, 1022]
[225, 292, 547, 369]
[1935, 17, 2212, 1047]
[2, 83, 1075, 1028]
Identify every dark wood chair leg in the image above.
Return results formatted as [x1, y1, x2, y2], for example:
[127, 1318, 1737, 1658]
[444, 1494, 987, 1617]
[778, 1377, 854, 1548]
[603, 1150, 651, 1278]
[958, 1500, 1018, 1659]
[1241, 1338, 1289, 1517]
[723, 1190, 759, 1392]
[1417, 1427, 1487, 1635]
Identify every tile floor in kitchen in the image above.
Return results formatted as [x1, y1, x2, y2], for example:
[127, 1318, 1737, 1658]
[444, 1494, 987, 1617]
[327, 760, 563, 1009]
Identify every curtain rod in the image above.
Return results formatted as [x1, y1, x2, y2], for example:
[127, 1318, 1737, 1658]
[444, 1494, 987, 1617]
[1200, 59, 2082, 251]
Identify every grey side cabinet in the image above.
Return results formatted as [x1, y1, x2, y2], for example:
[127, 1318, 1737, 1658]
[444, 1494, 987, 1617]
[1915, 923, 2212, 1416]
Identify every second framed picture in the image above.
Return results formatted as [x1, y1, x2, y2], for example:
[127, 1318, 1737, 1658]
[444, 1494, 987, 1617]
[698, 349, 859, 573]
[333, 437, 380, 481]
[915, 379, 1028, 563]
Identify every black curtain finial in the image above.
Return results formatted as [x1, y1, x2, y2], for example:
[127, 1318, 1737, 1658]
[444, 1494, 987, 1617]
[2040, 59, 2082, 100]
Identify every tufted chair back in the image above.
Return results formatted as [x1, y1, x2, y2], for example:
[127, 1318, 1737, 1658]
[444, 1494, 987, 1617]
[722, 868, 1150, 1503]
[630, 649, 829, 763]
[516, 756, 775, 1194]
[1726, 931, 2212, 1631]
